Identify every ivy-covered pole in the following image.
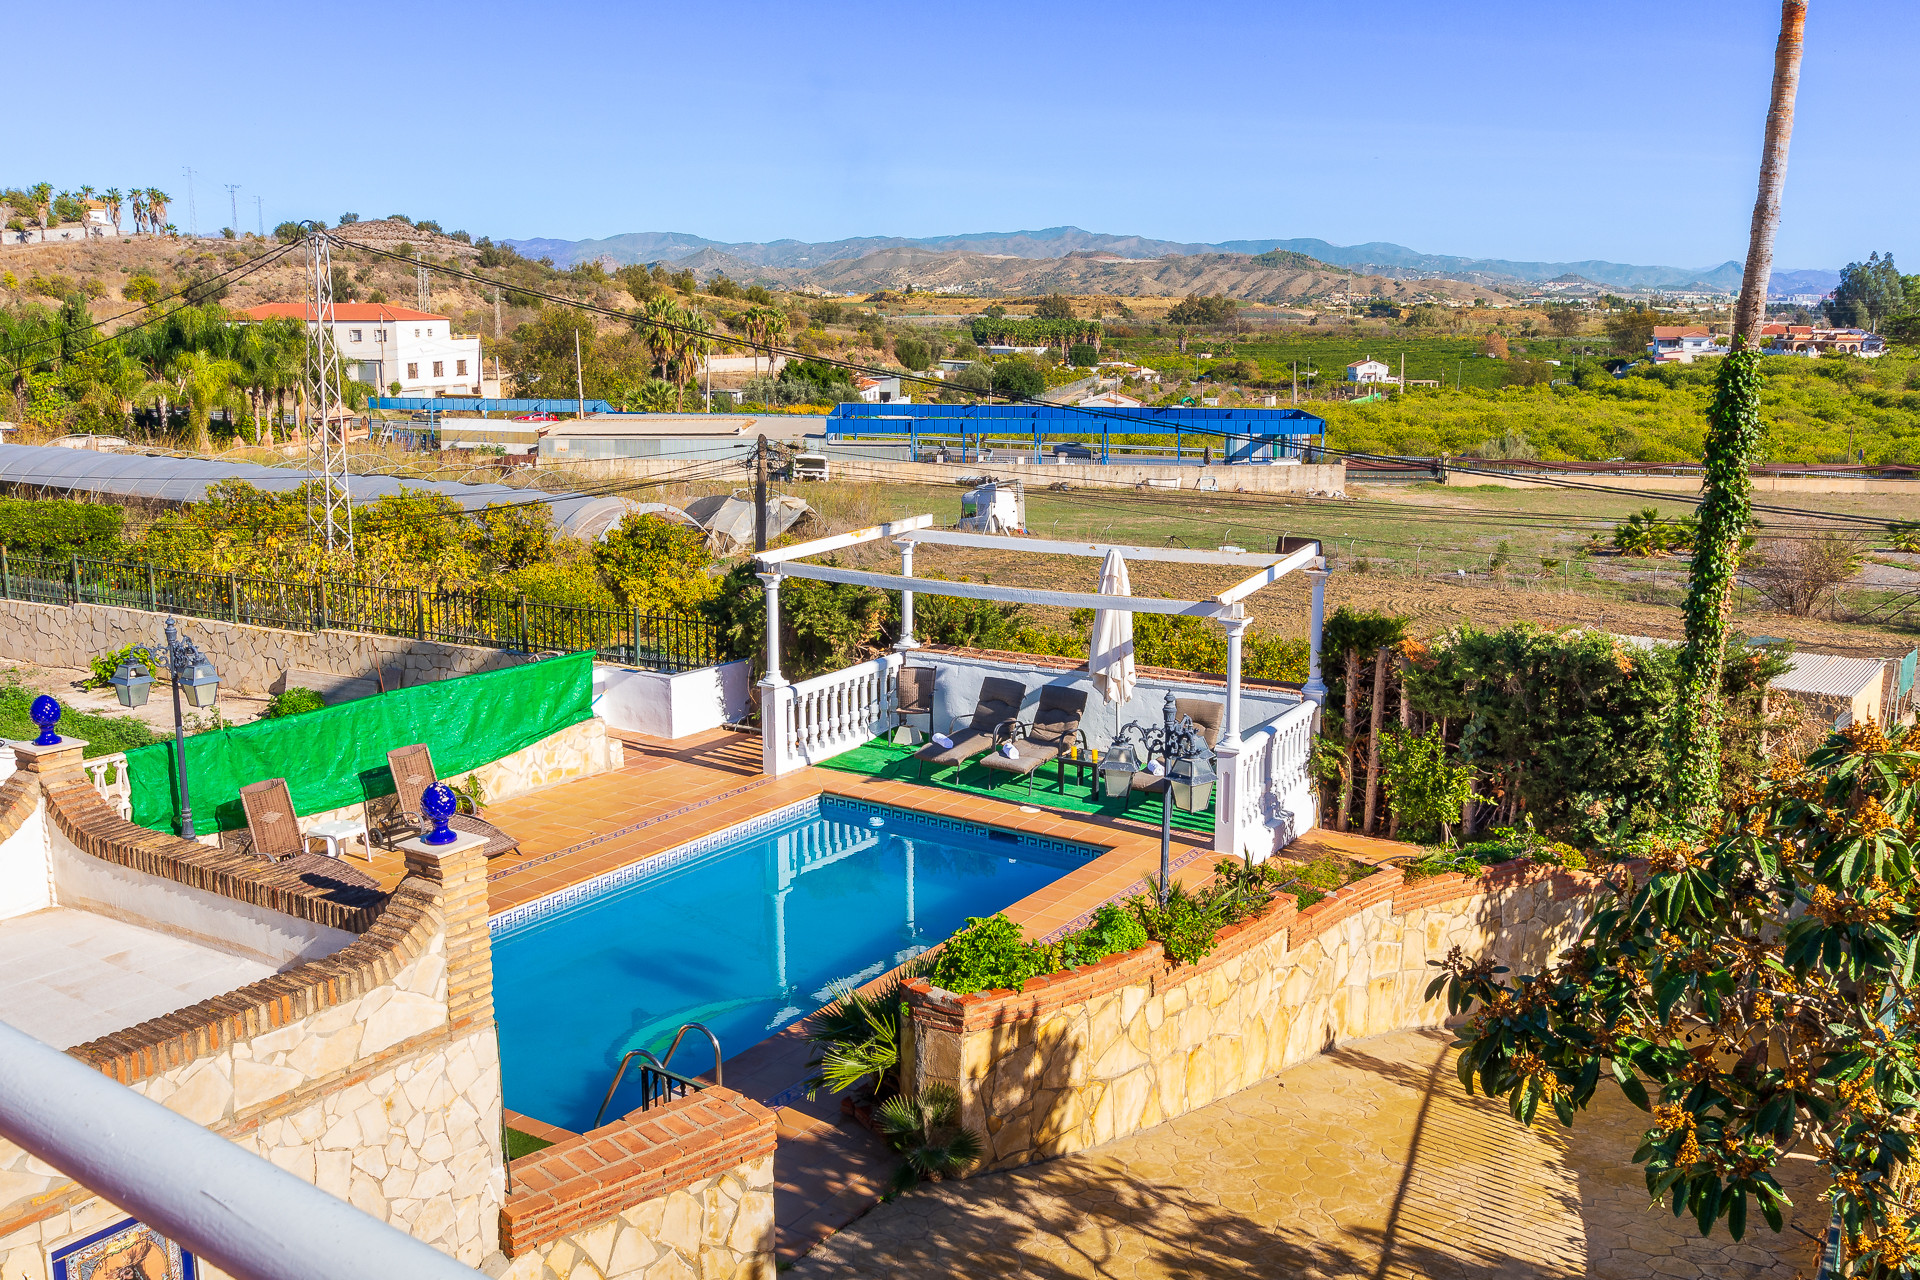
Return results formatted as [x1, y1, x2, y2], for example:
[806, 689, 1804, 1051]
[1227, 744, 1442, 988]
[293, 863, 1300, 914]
[1667, 0, 1806, 828]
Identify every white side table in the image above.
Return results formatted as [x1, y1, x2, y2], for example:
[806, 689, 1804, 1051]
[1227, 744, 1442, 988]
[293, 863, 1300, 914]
[305, 817, 370, 861]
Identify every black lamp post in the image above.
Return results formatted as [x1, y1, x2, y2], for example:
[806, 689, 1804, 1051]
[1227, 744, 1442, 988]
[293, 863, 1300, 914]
[111, 615, 219, 837]
[1109, 691, 1217, 905]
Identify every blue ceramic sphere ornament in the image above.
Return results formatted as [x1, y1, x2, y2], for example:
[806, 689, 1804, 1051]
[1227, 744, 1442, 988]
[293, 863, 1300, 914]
[29, 696, 62, 746]
[421, 783, 459, 845]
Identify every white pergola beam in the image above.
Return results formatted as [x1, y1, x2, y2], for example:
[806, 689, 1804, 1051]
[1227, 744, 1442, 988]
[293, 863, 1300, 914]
[754, 514, 935, 565]
[900, 529, 1289, 568]
[1213, 543, 1321, 606]
[771, 561, 1235, 619]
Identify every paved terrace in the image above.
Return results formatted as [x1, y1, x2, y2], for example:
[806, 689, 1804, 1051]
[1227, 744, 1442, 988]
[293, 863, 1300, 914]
[795, 1028, 1828, 1280]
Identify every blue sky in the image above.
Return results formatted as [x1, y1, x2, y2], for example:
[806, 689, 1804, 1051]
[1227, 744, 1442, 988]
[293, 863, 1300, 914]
[12, 1, 1912, 270]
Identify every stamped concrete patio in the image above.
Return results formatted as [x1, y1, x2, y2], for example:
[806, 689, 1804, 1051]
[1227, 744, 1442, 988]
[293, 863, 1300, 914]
[794, 1028, 1828, 1280]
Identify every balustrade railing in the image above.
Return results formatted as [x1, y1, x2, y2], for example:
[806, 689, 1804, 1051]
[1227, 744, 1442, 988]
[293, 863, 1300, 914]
[777, 653, 903, 771]
[82, 752, 133, 821]
[1218, 698, 1318, 861]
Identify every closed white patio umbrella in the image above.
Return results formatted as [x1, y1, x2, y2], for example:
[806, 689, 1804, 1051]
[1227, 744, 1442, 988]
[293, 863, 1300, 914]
[1088, 549, 1136, 712]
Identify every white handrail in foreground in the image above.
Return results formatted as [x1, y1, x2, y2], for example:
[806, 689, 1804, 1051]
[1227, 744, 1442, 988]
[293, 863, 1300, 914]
[0, 1019, 486, 1280]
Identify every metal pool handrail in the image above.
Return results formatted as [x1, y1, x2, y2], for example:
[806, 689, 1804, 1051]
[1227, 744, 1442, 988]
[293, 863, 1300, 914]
[661, 1021, 724, 1084]
[592, 1023, 723, 1130]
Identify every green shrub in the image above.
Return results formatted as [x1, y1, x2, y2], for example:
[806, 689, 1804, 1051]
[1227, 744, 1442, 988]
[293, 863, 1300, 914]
[0, 497, 125, 557]
[1042, 902, 1148, 970]
[926, 913, 1048, 994]
[83, 644, 153, 691]
[1379, 726, 1476, 843]
[260, 687, 325, 719]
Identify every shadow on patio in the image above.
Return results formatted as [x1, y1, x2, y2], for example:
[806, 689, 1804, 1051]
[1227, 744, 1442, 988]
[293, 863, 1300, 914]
[791, 1028, 1827, 1280]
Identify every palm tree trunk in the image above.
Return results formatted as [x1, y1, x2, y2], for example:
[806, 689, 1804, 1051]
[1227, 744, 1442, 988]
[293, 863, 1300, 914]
[1667, 0, 1806, 828]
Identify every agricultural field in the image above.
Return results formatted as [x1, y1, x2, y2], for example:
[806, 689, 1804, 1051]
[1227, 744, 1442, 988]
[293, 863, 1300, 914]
[634, 472, 1920, 659]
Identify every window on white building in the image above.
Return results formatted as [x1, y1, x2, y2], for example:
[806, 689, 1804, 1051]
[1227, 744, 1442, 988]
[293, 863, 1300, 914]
[375, 329, 387, 341]
[414, 328, 421, 338]
[432, 361, 444, 377]
[456, 359, 467, 376]
[407, 363, 419, 379]
[349, 329, 363, 343]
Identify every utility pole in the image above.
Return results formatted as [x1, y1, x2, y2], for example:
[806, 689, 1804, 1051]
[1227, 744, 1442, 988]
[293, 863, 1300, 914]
[1399, 351, 1405, 395]
[754, 434, 769, 553]
[253, 195, 263, 237]
[574, 327, 586, 420]
[182, 166, 197, 238]
[493, 289, 502, 339]
[1291, 359, 1298, 405]
[416, 263, 430, 312]
[224, 184, 240, 236]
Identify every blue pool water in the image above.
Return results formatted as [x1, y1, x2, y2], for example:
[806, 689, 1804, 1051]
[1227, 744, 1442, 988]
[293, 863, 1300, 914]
[491, 796, 1100, 1130]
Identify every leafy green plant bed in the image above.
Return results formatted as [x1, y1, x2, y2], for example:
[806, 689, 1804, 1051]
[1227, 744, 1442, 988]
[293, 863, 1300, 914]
[0, 682, 160, 758]
[1401, 821, 1589, 882]
[1266, 848, 1378, 910]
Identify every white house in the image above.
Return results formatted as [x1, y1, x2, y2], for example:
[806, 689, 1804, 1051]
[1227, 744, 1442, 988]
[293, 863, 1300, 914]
[1345, 358, 1391, 384]
[854, 376, 910, 404]
[1077, 390, 1143, 409]
[240, 304, 483, 396]
[1648, 327, 1728, 364]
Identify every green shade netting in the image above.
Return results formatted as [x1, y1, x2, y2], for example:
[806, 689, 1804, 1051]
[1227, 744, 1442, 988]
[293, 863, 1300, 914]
[816, 737, 1217, 836]
[125, 651, 594, 836]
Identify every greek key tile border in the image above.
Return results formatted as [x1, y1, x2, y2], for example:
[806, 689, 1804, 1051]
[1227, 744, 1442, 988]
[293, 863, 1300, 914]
[489, 797, 819, 936]
[816, 793, 1108, 861]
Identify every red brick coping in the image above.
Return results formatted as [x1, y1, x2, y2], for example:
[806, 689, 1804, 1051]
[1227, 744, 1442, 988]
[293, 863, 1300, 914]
[904, 856, 1605, 1035]
[500, 1087, 776, 1257]
[9, 745, 481, 1089]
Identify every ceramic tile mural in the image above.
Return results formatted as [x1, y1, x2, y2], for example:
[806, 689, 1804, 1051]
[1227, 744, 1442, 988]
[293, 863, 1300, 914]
[50, 1218, 195, 1280]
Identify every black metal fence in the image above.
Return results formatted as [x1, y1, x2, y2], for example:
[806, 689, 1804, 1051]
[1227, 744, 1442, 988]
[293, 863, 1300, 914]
[0, 551, 723, 674]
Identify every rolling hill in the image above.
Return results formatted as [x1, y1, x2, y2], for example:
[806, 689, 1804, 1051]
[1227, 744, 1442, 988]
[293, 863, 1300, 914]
[504, 225, 1833, 298]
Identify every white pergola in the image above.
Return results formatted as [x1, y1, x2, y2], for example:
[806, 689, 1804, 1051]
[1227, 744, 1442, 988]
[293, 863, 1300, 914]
[751, 516, 1330, 855]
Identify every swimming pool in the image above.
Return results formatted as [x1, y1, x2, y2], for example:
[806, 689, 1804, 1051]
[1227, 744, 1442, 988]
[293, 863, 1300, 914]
[490, 795, 1103, 1131]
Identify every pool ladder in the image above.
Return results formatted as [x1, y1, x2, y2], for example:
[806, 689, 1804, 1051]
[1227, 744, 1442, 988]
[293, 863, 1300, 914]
[593, 1023, 722, 1129]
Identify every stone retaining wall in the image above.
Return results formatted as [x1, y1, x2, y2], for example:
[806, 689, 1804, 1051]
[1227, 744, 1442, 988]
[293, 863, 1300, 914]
[0, 744, 507, 1271]
[0, 596, 535, 696]
[904, 858, 1600, 1173]
[499, 1088, 776, 1280]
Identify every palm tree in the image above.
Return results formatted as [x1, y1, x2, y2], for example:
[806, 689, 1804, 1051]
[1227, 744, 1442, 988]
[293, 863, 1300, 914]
[170, 350, 246, 453]
[1668, 0, 1808, 825]
[638, 296, 683, 381]
[103, 188, 123, 235]
[669, 313, 714, 411]
[146, 189, 170, 235]
[28, 183, 52, 230]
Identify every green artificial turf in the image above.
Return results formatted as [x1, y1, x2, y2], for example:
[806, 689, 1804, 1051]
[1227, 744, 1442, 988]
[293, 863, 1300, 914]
[816, 737, 1217, 836]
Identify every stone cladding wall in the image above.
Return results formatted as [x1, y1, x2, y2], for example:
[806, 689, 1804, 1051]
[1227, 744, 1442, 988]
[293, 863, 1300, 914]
[499, 1087, 777, 1280]
[0, 744, 506, 1275]
[0, 596, 534, 696]
[905, 859, 1600, 1174]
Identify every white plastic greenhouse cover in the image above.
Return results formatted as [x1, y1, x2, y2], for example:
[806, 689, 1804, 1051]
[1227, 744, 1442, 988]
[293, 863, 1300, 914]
[0, 443, 631, 540]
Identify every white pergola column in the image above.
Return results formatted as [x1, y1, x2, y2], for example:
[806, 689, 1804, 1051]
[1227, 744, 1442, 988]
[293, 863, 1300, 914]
[758, 572, 793, 776]
[893, 538, 918, 651]
[1302, 567, 1330, 707]
[1212, 615, 1250, 861]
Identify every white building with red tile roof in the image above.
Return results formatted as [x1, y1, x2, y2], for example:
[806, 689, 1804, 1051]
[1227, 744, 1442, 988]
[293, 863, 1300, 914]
[1647, 326, 1727, 363]
[238, 303, 483, 396]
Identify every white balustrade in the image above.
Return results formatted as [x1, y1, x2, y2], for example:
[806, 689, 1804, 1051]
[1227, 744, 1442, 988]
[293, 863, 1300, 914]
[1218, 699, 1318, 862]
[83, 752, 133, 821]
[775, 653, 903, 772]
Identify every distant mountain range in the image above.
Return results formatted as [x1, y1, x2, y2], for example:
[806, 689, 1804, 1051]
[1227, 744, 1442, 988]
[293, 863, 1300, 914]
[502, 225, 1837, 299]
